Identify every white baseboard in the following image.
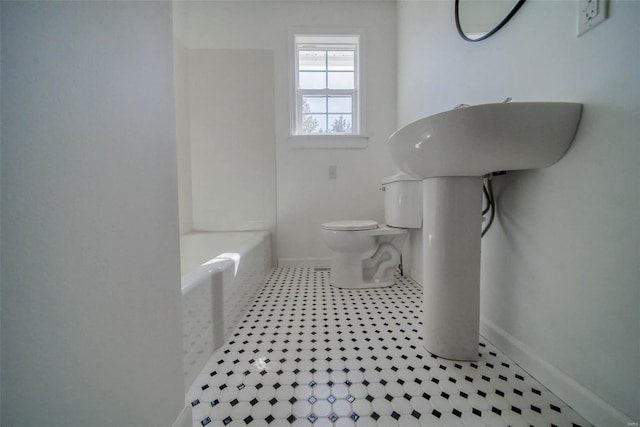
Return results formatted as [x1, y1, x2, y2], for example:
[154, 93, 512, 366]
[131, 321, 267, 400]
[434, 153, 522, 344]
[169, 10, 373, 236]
[172, 404, 192, 427]
[278, 257, 331, 267]
[404, 265, 422, 287]
[480, 318, 637, 427]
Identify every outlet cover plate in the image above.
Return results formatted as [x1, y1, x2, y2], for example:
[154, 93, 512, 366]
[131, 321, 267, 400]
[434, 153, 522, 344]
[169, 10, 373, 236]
[577, 0, 608, 36]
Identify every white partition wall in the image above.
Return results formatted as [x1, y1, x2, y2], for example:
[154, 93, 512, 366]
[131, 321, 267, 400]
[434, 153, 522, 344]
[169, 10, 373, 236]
[1, 2, 184, 425]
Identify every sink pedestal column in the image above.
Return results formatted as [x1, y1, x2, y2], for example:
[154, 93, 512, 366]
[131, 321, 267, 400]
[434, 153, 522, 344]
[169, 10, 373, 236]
[422, 176, 482, 361]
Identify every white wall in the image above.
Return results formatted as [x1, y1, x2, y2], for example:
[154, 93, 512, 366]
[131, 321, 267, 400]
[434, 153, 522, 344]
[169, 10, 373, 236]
[175, 38, 194, 235]
[188, 48, 276, 232]
[174, 0, 398, 265]
[398, 0, 639, 424]
[1, 2, 185, 425]
[0, 1, 3, 414]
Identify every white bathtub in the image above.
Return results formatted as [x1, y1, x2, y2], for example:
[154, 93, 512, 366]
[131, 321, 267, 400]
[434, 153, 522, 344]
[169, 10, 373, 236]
[180, 231, 270, 391]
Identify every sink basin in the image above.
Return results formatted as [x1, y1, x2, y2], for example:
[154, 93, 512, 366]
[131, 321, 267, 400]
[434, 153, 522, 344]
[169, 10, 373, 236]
[388, 102, 583, 361]
[389, 102, 583, 178]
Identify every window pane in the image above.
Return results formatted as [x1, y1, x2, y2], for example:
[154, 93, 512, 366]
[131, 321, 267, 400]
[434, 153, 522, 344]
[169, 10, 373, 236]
[303, 96, 327, 114]
[299, 50, 326, 71]
[328, 114, 352, 133]
[303, 114, 327, 134]
[328, 50, 354, 71]
[294, 35, 359, 136]
[328, 72, 354, 89]
[328, 96, 351, 114]
[299, 71, 326, 89]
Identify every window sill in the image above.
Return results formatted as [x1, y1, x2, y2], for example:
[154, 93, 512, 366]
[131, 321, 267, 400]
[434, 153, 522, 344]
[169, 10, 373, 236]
[287, 135, 368, 149]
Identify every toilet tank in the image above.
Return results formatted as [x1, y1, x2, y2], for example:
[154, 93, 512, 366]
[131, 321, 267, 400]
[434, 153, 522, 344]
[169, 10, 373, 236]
[382, 174, 422, 228]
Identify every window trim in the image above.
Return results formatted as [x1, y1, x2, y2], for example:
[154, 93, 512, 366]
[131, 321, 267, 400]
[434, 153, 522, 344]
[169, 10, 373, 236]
[289, 29, 368, 149]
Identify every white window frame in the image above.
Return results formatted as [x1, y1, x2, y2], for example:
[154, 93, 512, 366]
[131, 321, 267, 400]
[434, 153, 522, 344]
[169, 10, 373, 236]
[288, 30, 368, 149]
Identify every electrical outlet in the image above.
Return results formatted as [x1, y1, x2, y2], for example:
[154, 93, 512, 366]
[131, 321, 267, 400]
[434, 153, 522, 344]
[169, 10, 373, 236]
[577, 0, 607, 37]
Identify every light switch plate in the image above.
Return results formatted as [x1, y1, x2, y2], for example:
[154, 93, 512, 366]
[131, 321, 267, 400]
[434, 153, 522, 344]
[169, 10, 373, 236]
[328, 165, 337, 179]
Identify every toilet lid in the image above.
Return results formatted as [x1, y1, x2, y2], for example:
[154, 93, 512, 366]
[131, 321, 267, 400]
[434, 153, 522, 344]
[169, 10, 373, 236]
[322, 220, 378, 231]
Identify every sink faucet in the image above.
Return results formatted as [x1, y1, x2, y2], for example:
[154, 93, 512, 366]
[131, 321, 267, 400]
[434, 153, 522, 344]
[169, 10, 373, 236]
[455, 98, 511, 110]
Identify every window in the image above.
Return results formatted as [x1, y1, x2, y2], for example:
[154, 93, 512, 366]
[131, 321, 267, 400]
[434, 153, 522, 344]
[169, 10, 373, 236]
[293, 35, 362, 137]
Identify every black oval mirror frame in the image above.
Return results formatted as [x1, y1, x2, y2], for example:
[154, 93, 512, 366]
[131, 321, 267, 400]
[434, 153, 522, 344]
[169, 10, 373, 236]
[455, 0, 527, 42]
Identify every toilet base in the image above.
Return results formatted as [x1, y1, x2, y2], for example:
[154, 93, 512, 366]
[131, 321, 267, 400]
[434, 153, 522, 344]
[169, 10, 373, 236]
[329, 277, 395, 289]
[328, 248, 398, 289]
[321, 225, 407, 290]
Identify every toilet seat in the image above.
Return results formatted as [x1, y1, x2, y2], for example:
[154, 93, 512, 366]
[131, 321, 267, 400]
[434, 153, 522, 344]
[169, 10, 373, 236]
[322, 220, 378, 231]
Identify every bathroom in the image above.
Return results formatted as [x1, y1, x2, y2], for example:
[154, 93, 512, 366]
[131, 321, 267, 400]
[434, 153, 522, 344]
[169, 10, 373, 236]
[1, 0, 638, 426]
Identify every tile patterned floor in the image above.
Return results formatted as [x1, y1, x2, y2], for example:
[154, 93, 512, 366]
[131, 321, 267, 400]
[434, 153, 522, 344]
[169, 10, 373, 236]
[186, 267, 592, 427]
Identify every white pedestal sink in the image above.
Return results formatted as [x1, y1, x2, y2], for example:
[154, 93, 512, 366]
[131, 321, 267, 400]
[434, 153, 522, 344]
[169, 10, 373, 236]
[389, 102, 583, 361]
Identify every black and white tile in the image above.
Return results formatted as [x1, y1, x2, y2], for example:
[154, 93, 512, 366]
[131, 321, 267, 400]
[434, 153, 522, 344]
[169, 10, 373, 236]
[187, 267, 591, 427]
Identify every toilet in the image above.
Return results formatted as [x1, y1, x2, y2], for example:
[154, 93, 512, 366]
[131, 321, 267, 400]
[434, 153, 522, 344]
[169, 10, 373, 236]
[321, 174, 422, 289]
